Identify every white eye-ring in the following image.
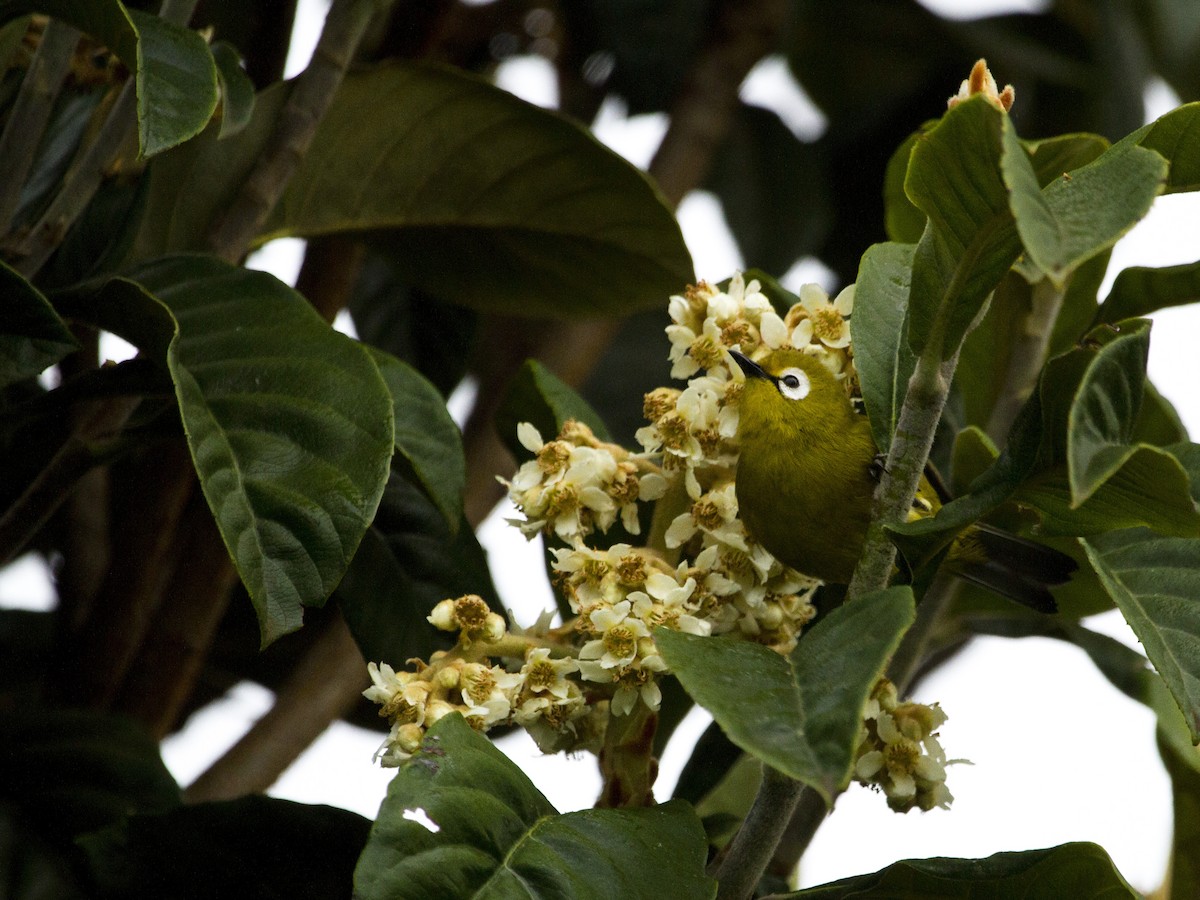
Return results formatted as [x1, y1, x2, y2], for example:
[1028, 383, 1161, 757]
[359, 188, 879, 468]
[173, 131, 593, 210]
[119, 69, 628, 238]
[777, 367, 810, 401]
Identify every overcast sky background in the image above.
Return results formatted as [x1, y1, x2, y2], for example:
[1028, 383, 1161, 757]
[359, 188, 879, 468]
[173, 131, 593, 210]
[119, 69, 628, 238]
[4, 0, 1199, 892]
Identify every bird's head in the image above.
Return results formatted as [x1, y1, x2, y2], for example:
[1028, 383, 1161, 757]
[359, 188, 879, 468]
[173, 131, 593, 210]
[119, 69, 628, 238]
[728, 348, 853, 439]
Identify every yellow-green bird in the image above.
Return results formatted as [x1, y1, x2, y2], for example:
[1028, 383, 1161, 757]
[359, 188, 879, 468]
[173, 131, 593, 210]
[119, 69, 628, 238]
[730, 349, 1074, 612]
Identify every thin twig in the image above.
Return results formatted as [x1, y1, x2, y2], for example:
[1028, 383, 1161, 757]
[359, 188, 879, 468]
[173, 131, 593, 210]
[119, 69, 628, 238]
[205, 0, 383, 262]
[713, 766, 807, 900]
[848, 346, 961, 600]
[0, 18, 80, 234]
[0, 394, 140, 567]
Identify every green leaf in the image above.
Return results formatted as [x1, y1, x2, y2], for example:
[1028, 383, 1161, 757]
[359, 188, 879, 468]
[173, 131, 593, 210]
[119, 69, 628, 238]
[368, 347, 464, 532]
[790, 842, 1136, 898]
[882, 127, 929, 244]
[1083, 528, 1200, 742]
[336, 473, 501, 668]
[496, 359, 611, 462]
[1137, 101, 1200, 193]
[1018, 454, 1200, 537]
[64, 256, 395, 644]
[79, 796, 370, 899]
[905, 97, 1023, 357]
[1008, 126, 1166, 288]
[260, 61, 692, 317]
[0, 260, 78, 389]
[354, 715, 715, 900]
[1067, 319, 1150, 504]
[0, 710, 180, 845]
[1025, 132, 1109, 187]
[0, 1, 219, 156]
[655, 587, 915, 804]
[853, 241, 916, 451]
[1097, 258, 1200, 324]
[210, 40, 255, 139]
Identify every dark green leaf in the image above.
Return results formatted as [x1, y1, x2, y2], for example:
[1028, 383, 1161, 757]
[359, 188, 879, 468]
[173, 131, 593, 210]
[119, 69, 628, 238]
[0, 2, 219, 156]
[1009, 128, 1166, 287]
[1137, 101, 1200, 193]
[1025, 133, 1109, 187]
[955, 269, 1034, 431]
[1017, 454, 1200, 537]
[66, 256, 395, 644]
[853, 241, 916, 450]
[1134, 383, 1189, 446]
[348, 252, 479, 398]
[882, 127, 929, 243]
[354, 715, 715, 900]
[210, 40, 255, 139]
[0, 710, 179, 845]
[656, 587, 915, 804]
[260, 62, 692, 317]
[1083, 528, 1200, 742]
[790, 842, 1136, 898]
[1048, 250, 1111, 358]
[0, 261, 77, 389]
[496, 359, 610, 463]
[1067, 319, 1150, 504]
[368, 347, 463, 532]
[905, 97, 1022, 357]
[337, 472, 500, 668]
[1098, 259, 1200, 324]
[79, 796, 369, 899]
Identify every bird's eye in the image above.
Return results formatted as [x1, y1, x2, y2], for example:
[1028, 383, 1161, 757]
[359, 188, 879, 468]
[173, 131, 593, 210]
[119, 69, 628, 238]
[777, 368, 810, 401]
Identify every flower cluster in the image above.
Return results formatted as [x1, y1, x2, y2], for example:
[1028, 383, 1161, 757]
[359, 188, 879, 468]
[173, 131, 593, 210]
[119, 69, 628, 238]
[364, 594, 601, 764]
[366, 271, 956, 815]
[853, 679, 957, 812]
[503, 420, 664, 545]
[636, 275, 856, 499]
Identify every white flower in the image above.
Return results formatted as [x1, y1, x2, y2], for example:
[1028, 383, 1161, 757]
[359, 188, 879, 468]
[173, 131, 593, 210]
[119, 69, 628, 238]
[790, 283, 854, 350]
[520, 647, 579, 700]
[579, 599, 651, 670]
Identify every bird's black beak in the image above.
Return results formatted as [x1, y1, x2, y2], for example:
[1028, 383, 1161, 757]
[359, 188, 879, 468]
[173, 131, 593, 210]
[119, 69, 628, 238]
[728, 349, 770, 381]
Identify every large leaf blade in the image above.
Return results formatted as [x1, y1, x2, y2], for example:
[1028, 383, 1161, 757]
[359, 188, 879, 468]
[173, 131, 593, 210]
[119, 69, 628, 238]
[853, 241, 916, 451]
[128, 255, 395, 644]
[791, 842, 1136, 898]
[1009, 130, 1166, 287]
[368, 347, 464, 532]
[261, 61, 693, 317]
[354, 715, 714, 900]
[1083, 528, 1200, 741]
[656, 587, 915, 804]
[904, 96, 1023, 356]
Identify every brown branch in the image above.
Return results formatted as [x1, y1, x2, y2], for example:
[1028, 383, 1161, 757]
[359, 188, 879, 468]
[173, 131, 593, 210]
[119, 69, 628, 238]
[205, 0, 383, 262]
[647, 0, 787, 208]
[0, 394, 140, 567]
[0, 18, 80, 235]
[63, 441, 197, 708]
[113, 489, 241, 738]
[183, 611, 366, 802]
[294, 234, 367, 323]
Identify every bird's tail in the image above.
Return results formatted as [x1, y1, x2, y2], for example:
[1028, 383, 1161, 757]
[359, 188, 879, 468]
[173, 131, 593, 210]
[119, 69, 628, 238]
[950, 524, 1077, 614]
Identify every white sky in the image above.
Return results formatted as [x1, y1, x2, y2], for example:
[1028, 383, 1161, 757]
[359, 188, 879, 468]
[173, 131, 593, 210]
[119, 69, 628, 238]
[4, 0, 1197, 892]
